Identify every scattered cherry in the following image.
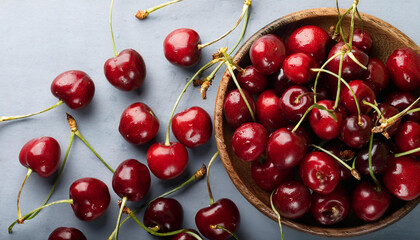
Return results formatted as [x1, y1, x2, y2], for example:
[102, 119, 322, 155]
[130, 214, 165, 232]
[164, 28, 201, 68]
[147, 142, 188, 180]
[48, 227, 87, 240]
[144, 197, 184, 233]
[171, 229, 201, 240]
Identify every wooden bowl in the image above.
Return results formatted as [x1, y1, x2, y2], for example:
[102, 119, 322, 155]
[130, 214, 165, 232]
[214, 8, 420, 237]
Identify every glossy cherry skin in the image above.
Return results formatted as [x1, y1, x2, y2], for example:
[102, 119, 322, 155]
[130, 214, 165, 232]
[385, 91, 420, 122]
[283, 53, 320, 84]
[104, 49, 146, 91]
[251, 158, 294, 192]
[19, 137, 61, 178]
[326, 42, 369, 81]
[112, 159, 151, 201]
[369, 103, 400, 137]
[268, 69, 294, 97]
[352, 181, 391, 222]
[232, 122, 268, 162]
[48, 227, 87, 240]
[386, 47, 420, 91]
[119, 102, 159, 145]
[144, 198, 183, 233]
[236, 65, 267, 95]
[164, 28, 201, 68]
[172, 106, 212, 148]
[266, 128, 308, 170]
[299, 151, 340, 195]
[171, 229, 201, 240]
[309, 100, 344, 140]
[69, 177, 111, 221]
[394, 121, 420, 157]
[324, 141, 354, 180]
[195, 198, 240, 240]
[361, 58, 389, 94]
[51, 70, 95, 109]
[223, 88, 255, 129]
[350, 29, 373, 54]
[255, 89, 287, 132]
[249, 34, 286, 75]
[340, 80, 376, 115]
[355, 139, 392, 175]
[279, 85, 314, 123]
[340, 114, 372, 148]
[147, 142, 188, 180]
[383, 156, 420, 200]
[310, 186, 350, 225]
[272, 180, 311, 219]
[287, 25, 332, 64]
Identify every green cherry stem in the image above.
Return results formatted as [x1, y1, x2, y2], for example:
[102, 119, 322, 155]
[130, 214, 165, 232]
[110, 196, 128, 240]
[270, 191, 285, 240]
[362, 100, 385, 122]
[367, 131, 381, 191]
[348, 0, 358, 49]
[210, 225, 240, 240]
[292, 103, 337, 133]
[333, 53, 345, 109]
[395, 147, 420, 158]
[407, 108, 420, 114]
[313, 51, 342, 103]
[0, 100, 63, 122]
[207, 152, 220, 205]
[385, 97, 420, 125]
[109, 0, 118, 57]
[135, 0, 183, 20]
[16, 168, 33, 223]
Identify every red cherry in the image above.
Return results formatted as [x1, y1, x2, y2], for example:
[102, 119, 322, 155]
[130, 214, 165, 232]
[350, 29, 373, 54]
[279, 85, 314, 123]
[223, 88, 255, 129]
[144, 198, 183, 233]
[369, 103, 401, 136]
[309, 100, 344, 140]
[251, 159, 294, 192]
[232, 122, 268, 162]
[272, 180, 311, 219]
[352, 181, 391, 221]
[385, 91, 420, 122]
[147, 142, 188, 180]
[283, 53, 320, 84]
[164, 28, 201, 68]
[118, 102, 159, 145]
[255, 89, 287, 132]
[386, 47, 420, 91]
[310, 186, 350, 225]
[361, 58, 389, 94]
[171, 229, 201, 240]
[324, 141, 354, 180]
[268, 69, 294, 97]
[195, 198, 240, 240]
[236, 65, 267, 95]
[355, 139, 392, 175]
[51, 70, 95, 110]
[172, 106, 212, 148]
[249, 34, 286, 75]
[69, 177, 111, 221]
[340, 80, 376, 115]
[394, 121, 420, 157]
[19, 137, 61, 178]
[104, 49, 146, 91]
[48, 227, 87, 240]
[340, 114, 372, 148]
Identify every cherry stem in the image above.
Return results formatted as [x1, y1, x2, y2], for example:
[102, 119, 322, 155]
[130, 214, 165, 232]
[16, 168, 33, 223]
[395, 147, 420, 158]
[362, 100, 385, 122]
[135, 0, 183, 20]
[111, 196, 128, 240]
[347, 51, 367, 70]
[407, 108, 420, 114]
[207, 151, 219, 205]
[294, 92, 315, 104]
[270, 191, 285, 240]
[367, 131, 381, 191]
[109, 0, 118, 57]
[313, 51, 342, 103]
[210, 225, 239, 240]
[333, 7, 352, 42]
[292, 104, 315, 133]
[333, 53, 345, 109]
[386, 97, 420, 125]
[0, 100, 63, 122]
[348, 0, 358, 49]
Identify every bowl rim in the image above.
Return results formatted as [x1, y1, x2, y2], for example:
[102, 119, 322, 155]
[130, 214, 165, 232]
[214, 7, 420, 237]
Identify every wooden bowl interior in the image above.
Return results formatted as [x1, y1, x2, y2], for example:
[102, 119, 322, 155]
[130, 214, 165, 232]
[214, 8, 420, 237]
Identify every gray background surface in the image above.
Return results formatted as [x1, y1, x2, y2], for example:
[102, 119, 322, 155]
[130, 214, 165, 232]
[1, 0, 419, 239]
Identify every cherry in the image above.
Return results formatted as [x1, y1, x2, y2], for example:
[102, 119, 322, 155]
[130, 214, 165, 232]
[369, 103, 400, 136]
[283, 53, 320, 84]
[383, 156, 420, 201]
[268, 69, 294, 97]
[171, 229, 201, 240]
[385, 91, 420, 122]
[287, 25, 332, 64]
[163, 28, 201, 68]
[386, 47, 420, 91]
[266, 128, 308, 169]
[350, 29, 373, 54]
[355, 139, 392, 175]
[279, 85, 314, 123]
[310, 186, 350, 225]
[147, 142, 188, 180]
[255, 89, 287, 132]
[51, 70, 95, 110]
[232, 122, 268, 162]
[394, 121, 420, 157]
[104, 49, 146, 91]
[340, 80, 376, 115]
[251, 158, 294, 192]
[361, 57, 389, 94]
[352, 181, 391, 222]
[195, 198, 240, 240]
[48, 227, 87, 240]
[324, 141, 354, 180]
[285, 124, 313, 146]
[309, 100, 344, 140]
[299, 151, 340, 195]
[119, 102, 159, 145]
[171, 106, 212, 148]
[144, 197, 184, 233]
[340, 114, 372, 148]
[272, 180, 311, 219]
[223, 88, 255, 129]
[249, 34, 286, 75]
[236, 65, 267, 95]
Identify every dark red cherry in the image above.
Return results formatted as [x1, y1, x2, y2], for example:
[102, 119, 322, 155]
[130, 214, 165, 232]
[69, 177, 111, 221]
[172, 106, 212, 148]
[48, 227, 87, 240]
[223, 88, 256, 129]
[309, 100, 344, 140]
[171, 229, 201, 240]
[394, 121, 420, 157]
[19, 137, 61, 178]
[285, 124, 313, 146]
[299, 151, 340, 195]
[147, 142, 188, 180]
[369, 103, 400, 136]
[255, 89, 287, 132]
[195, 198, 240, 240]
[340, 114, 372, 148]
[251, 159, 294, 192]
[272, 180, 311, 219]
[350, 29, 373, 54]
[268, 69, 294, 97]
[287, 25, 332, 64]
[164, 28, 201, 68]
[352, 181, 391, 221]
[236, 65, 267, 95]
[104, 49, 146, 91]
[112, 159, 151, 201]
[310, 186, 350, 225]
[119, 102, 159, 145]
[324, 141, 354, 180]
[383, 156, 420, 201]
[51, 70, 95, 110]
[386, 47, 420, 91]
[340, 80, 376, 115]
[361, 58, 389, 94]
[279, 85, 314, 123]
[283, 53, 320, 84]
[232, 122, 268, 162]
[385, 91, 420, 122]
[144, 197, 183, 233]
[355, 139, 392, 175]
[266, 128, 308, 169]
[249, 34, 286, 75]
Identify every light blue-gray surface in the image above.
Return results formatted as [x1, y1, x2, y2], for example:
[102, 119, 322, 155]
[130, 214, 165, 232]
[1, 0, 419, 239]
